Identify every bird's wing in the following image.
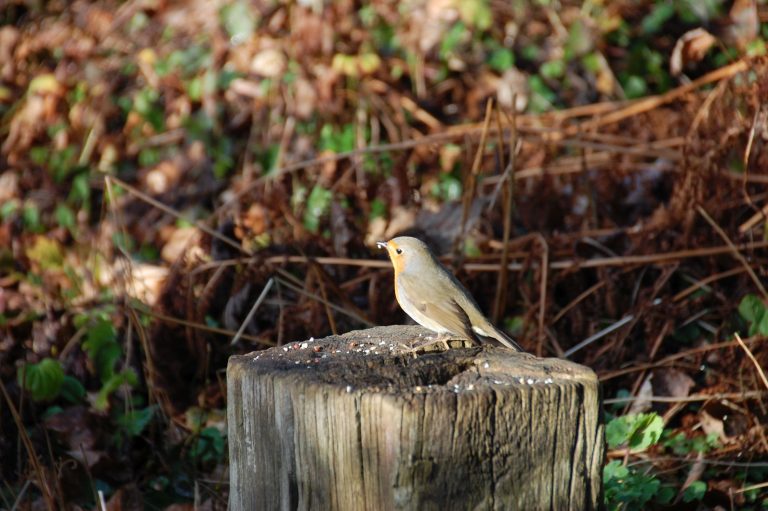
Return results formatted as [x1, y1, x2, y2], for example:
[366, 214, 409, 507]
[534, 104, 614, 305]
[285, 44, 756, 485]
[397, 272, 476, 340]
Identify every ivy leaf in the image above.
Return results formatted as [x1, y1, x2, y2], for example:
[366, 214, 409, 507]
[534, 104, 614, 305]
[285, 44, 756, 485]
[605, 413, 663, 451]
[93, 369, 138, 411]
[302, 186, 332, 233]
[18, 358, 64, 401]
[682, 481, 707, 502]
[60, 375, 86, 403]
[82, 319, 120, 382]
[117, 405, 156, 437]
[738, 294, 764, 324]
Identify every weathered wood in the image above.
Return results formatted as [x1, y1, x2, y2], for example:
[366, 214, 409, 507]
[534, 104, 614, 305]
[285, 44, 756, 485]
[227, 325, 604, 511]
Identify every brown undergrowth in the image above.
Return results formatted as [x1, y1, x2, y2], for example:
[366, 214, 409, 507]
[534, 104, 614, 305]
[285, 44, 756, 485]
[1, 1, 767, 508]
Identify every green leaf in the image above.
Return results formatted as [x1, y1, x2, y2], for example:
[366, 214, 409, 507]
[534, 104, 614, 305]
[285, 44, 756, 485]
[605, 413, 664, 451]
[603, 460, 628, 482]
[682, 480, 707, 502]
[540, 59, 565, 80]
[457, 0, 491, 30]
[319, 123, 356, 153]
[528, 75, 556, 112]
[188, 426, 226, 464]
[739, 294, 765, 324]
[60, 375, 86, 403]
[565, 19, 591, 58]
[641, 2, 675, 34]
[69, 173, 90, 205]
[30, 146, 49, 165]
[655, 485, 675, 504]
[302, 185, 332, 233]
[605, 416, 631, 448]
[603, 459, 662, 511]
[488, 48, 515, 72]
[94, 369, 138, 411]
[622, 75, 647, 99]
[440, 22, 467, 58]
[1, 199, 19, 221]
[431, 174, 462, 202]
[18, 358, 64, 401]
[22, 202, 43, 232]
[220, 0, 255, 45]
[627, 413, 664, 451]
[369, 198, 387, 220]
[82, 319, 120, 382]
[55, 204, 76, 232]
[758, 312, 768, 336]
[117, 405, 156, 436]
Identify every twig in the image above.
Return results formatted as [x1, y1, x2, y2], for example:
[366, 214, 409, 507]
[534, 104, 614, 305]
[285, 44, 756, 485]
[274, 271, 374, 326]
[457, 99, 494, 255]
[260, 240, 768, 272]
[697, 205, 768, 300]
[0, 380, 56, 510]
[572, 59, 748, 134]
[106, 175, 248, 256]
[672, 267, 746, 302]
[600, 336, 767, 380]
[604, 390, 766, 404]
[552, 281, 606, 323]
[735, 480, 768, 494]
[563, 314, 635, 358]
[134, 304, 275, 346]
[535, 234, 549, 357]
[738, 200, 768, 234]
[311, 265, 338, 335]
[231, 278, 274, 346]
[624, 455, 768, 468]
[740, 106, 763, 217]
[493, 100, 516, 323]
[735, 333, 768, 391]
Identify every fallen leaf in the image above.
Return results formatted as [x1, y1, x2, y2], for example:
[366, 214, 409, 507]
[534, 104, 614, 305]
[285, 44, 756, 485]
[670, 28, 716, 76]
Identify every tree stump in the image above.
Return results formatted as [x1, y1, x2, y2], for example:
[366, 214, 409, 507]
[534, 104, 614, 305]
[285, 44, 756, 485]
[227, 325, 604, 511]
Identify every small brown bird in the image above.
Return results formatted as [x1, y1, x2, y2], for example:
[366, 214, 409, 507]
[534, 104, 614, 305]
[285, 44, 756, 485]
[378, 236, 523, 351]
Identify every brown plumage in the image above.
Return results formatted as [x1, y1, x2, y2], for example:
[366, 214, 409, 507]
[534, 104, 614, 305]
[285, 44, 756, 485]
[377, 236, 523, 351]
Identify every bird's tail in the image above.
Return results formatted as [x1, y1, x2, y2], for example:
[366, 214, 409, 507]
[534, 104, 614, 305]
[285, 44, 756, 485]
[481, 324, 524, 352]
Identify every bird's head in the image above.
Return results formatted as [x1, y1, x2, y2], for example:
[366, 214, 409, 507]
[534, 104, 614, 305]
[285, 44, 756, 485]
[376, 236, 434, 274]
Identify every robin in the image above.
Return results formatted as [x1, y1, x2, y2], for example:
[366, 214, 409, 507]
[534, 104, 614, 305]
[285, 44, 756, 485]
[377, 236, 523, 351]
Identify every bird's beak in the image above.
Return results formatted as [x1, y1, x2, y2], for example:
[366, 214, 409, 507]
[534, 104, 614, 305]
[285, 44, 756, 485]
[376, 241, 387, 250]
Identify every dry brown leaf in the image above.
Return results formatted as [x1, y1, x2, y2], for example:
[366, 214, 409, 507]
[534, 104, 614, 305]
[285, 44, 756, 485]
[161, 227, 199, 264]
[653, 368, 696, 398]
[670, 28, 716, 76]
[628, 375, 653, 415]
[699, 410, 730, 444]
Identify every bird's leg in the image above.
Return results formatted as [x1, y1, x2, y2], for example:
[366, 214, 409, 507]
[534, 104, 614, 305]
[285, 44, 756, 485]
[410, 333, 453, 352]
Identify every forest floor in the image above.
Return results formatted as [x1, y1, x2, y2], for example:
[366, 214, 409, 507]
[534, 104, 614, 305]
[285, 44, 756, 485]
[2, 1, 768, 509]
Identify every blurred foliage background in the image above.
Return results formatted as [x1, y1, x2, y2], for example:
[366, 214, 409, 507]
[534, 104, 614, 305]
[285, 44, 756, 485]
[2, 0, 768, 509]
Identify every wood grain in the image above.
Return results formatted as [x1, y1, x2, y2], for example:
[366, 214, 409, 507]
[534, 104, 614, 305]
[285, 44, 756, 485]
[228, 325, 603, 510]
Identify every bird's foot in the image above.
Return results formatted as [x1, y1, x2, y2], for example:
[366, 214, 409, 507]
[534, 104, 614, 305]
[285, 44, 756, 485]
[407, 333, 460, 353]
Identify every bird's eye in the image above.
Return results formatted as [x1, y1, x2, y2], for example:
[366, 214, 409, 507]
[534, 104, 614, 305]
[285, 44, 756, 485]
[395, 248, 403, 255]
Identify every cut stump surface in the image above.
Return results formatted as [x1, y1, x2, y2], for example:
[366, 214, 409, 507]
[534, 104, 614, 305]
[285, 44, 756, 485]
[228, 325, 604, 511]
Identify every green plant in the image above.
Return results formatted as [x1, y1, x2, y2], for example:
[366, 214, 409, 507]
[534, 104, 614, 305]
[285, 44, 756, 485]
[78, 312, 138, 411]
[430, 172, 462, 202]
[605, 412, 664, 451]
[319, 123, 356, 153]
[187, 427, 226, 466]
[17, 358, 64, 401]
[302, 185, 333, 233]
[603, 411, 715, 509]
[603, 460, 674, 510]
[738, 294, 768, 336]
[662, 430, 719, 455]
[115, 404, 156, 444]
